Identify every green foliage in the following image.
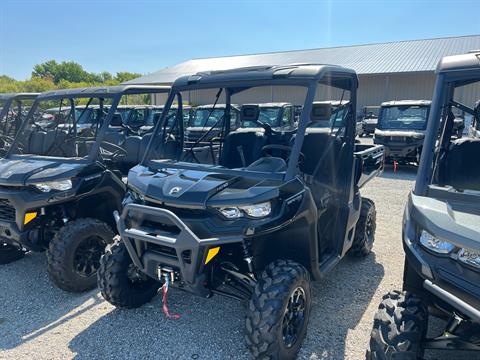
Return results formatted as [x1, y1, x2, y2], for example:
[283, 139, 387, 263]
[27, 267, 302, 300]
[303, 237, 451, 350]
[114, 71, 142, 83]
[1, 60, 143, 95]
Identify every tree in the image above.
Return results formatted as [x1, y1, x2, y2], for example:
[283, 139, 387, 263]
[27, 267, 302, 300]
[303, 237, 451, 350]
[115, 71, 142, 83]
[32, 60, 92, 84]
[32, 60, 58, 81]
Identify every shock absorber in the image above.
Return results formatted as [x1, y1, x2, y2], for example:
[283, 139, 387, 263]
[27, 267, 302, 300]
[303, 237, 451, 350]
[241, 239, 254, 273]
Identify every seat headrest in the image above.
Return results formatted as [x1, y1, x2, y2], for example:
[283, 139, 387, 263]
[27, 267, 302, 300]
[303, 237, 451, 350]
[241, 104, 260, 123]
[110, 113, 123, 127]
[310, 103, 332, 123]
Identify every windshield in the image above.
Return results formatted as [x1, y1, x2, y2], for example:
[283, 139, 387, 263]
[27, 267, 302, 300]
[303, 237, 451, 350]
[189, 108, 228, 128]
[378, 105, 429, 130]
[143, 82, 353, 180]
[364, 107, 379, 118]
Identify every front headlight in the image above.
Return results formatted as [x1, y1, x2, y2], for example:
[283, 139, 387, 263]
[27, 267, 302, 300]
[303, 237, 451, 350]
[412, 133, 425, 139]
[34, 179, 73, 193]
[239, 202, 271, 218]
[419, 230, 455, 254]
[457, 248, 480, 269]
[218, 201, 272, 219]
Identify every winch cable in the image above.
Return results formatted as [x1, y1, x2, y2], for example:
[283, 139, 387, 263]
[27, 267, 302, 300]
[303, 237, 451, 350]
[161, 274, 181, 320]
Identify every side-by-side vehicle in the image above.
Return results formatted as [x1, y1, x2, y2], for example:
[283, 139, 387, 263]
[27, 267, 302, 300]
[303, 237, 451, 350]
[97, 64, 385, 359]
[0, 85, 170, 292]
[0, 93, 39, 155]
[368, 51, 480, 359]
[360, 105, 380, 137]
[373, 100, 431, 164]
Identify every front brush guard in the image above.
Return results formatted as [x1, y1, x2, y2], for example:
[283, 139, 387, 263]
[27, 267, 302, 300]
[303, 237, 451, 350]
[114, 203, 242, 285]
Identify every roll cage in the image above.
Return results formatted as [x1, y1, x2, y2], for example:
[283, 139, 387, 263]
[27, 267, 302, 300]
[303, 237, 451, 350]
[6, 85, 170, 164]
[0, 93, 39, 138]
[143, 64, 358, 181]
[416, 52, 480, 195]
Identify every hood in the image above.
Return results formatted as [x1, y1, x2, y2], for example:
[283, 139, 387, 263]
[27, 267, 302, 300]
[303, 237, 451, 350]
[0, 158, 84, 186]
[375, 129, 425, 138]
[410, 193, 480, 250]
[128, 164, 280, 209]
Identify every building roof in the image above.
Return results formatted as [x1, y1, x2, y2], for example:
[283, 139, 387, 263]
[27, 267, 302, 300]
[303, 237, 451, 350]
[128, 35, 480, 85]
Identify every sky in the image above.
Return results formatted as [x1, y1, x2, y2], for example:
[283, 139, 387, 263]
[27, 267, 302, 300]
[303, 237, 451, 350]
[1, 0, 479, 80]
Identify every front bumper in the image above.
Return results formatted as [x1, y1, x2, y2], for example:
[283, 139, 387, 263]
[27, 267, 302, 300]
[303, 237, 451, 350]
[377, 141, 421, 160]
[0, 188, 47, 250]
[115, 203, 243, 296]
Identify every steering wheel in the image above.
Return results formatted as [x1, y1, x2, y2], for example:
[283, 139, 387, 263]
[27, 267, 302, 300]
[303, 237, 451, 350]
[99, 140, 127, 161]
[260, 144, 305, 164]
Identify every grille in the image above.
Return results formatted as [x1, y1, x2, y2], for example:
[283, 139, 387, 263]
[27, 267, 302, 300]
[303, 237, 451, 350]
[0, 199, 15, 222]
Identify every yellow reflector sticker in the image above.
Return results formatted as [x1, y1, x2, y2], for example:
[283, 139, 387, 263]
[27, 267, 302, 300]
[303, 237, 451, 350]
[205, 247, 220, 265]
[24, 212, 37, 225]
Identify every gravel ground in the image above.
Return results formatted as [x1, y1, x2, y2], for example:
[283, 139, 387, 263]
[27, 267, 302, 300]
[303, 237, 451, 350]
[0, 138, 476, 360]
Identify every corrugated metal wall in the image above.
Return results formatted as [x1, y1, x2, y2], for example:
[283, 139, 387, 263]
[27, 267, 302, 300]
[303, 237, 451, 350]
[153, 72, 480, 113]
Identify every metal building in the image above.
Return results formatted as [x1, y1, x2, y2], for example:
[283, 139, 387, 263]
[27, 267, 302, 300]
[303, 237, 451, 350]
[127, 35, 480, 111]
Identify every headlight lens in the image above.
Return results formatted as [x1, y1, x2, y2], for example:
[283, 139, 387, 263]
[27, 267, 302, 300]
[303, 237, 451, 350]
[34, 179, 73, 192]
[419, 230, 455, 254]
[219, 207, 242, 219]
[457, 248, 480, 269]
[218, 201, 272, 219]
[239, 202, 271, 218]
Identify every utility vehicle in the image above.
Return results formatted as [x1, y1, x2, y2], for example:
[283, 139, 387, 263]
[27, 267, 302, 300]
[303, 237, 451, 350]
[452, 110, 466, 138]
[373, 100, 431, 164]
[360, 105, 380, 137]
[137, 105, 193, 135]
[368, 51, 480, 359]
[0, 93, 39, 154]
[184, 104, 240, 142]
[98, 64, 384, 359]
[0, 85, 170, 292]
[471, 100, 480, 138]
[240, 102, 296, 130]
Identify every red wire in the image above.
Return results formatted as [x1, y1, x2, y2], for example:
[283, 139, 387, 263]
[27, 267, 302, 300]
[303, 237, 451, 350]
[162, 285, 181, 319]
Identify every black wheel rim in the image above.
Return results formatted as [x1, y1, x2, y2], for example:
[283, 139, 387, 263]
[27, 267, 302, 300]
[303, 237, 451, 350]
[282, 286, 307, 348]
[73, 236, 105, 277]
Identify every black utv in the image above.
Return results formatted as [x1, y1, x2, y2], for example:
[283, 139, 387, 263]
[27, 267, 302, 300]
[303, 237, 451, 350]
[360, 105, 380, 137]
[368, 52, 480, 359]
[98, 64, 384, 359]
[0, 85, 170, 292]
[373, 100, 431, 164]
[0, 93, 38, 154]
[185, 104, 240, 143]
[471, 100, 480, 138]
[240, 102, 296, 131]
